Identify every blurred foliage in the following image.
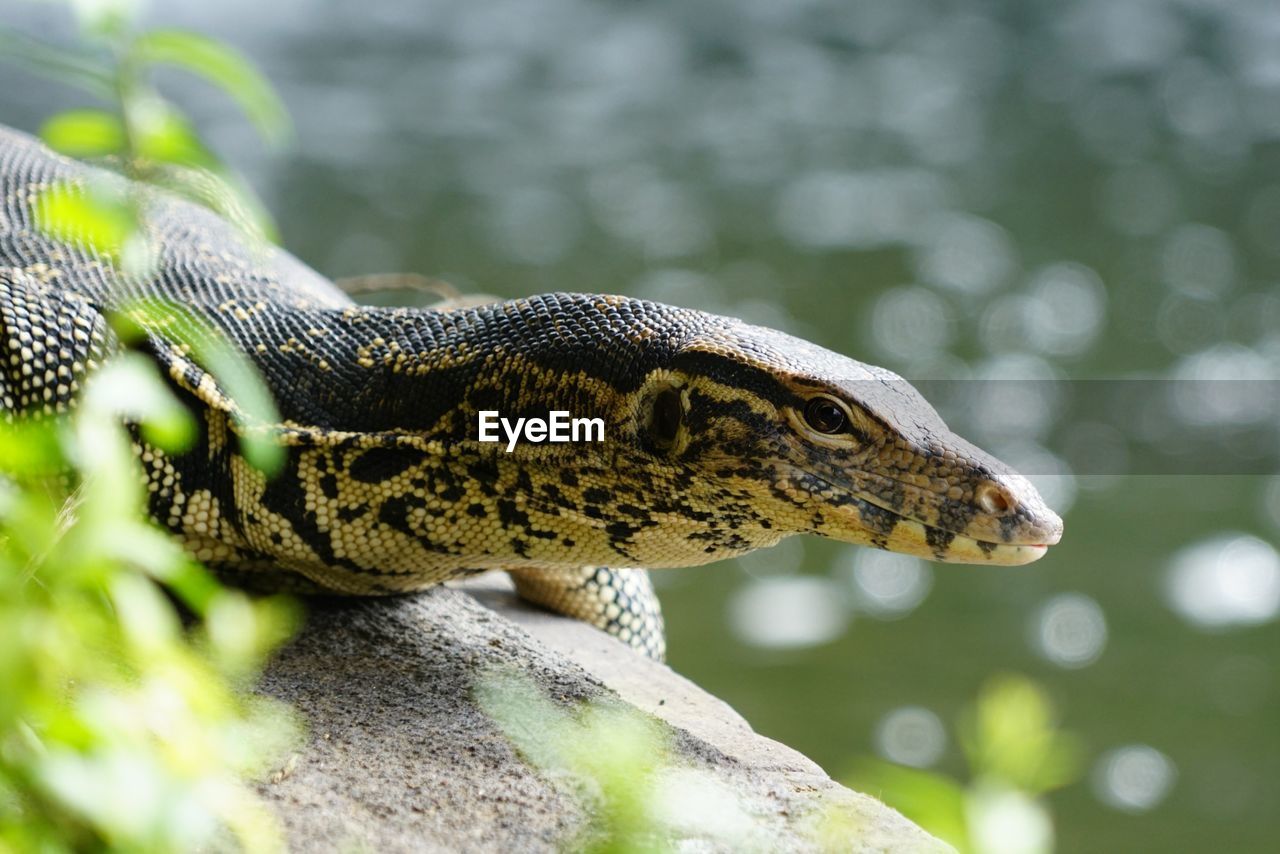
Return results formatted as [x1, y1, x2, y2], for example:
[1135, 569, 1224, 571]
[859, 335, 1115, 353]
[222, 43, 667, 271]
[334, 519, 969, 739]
[476, 667, 795, 852]
[112, 299, 284, 475]
[956, 674, 1084, 797]
[5, 0, 289, 468]
[476, 667, 683, 853]
[1, 0, 289, 272]
[850, 674, 1084, 854]
[0, 358, 301, 852]
[1, 2, 302, 851]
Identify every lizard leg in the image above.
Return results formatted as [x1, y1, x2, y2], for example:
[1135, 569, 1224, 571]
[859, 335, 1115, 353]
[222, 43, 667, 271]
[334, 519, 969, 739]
[506, 566, 666, 662]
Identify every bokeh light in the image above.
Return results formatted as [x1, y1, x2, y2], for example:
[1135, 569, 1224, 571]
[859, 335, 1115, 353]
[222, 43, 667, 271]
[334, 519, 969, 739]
[839, 549, 933, 620]
[1164, 534, 1280, 630]
[967, 786, 1054, 854]
[1092, 745, 1177, 814]
[914, 213, 1017, 296]
[1160, 224, 1237, 300]
[1029, 593, 1108, 669]
[869, 285, 953, 364]
[587, 167, 711, 258]
[991, 441, 1078, 517]
[775, 169, 948, 251]
[1022, 263, 1107, 359]
[735, 533, 805, 578]
[1170, 344, 1275, 428]
[967, 355, 1062, 440]
[728, 576, 848, 650]
[873, 706, 946, 768]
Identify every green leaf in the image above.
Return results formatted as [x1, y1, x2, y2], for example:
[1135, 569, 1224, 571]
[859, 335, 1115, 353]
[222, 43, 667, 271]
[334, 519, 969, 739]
[33, 183, 135, 261]
[131, 30, 291, 146]
[127, 100, 214, 167]
[184, 333, 285, 476]
[111, 300, 285, 476]
[0, 421, 65, 477]
[80, 353, 196, 453]
[205, 592, 300, 678]
[109, 572, 179, 651]
[40, 110, 126, 158]
[159, 561, 223, 616]
[957, 673, 1085, 795]
[847, 759, 969, 851]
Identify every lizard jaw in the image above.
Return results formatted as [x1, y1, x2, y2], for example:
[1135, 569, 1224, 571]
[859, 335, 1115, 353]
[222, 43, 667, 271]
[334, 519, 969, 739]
[814, 489, 1060, 566]
[790, 470, 1061, 566]
[841, 512, 1053, 566]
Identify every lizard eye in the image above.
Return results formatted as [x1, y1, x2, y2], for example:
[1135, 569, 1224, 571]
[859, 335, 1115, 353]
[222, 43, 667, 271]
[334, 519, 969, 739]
[803, 396, 848, 434]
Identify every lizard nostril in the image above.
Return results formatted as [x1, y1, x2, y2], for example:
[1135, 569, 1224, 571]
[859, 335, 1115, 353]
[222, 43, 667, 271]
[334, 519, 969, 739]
[976, 482, 1014, 515]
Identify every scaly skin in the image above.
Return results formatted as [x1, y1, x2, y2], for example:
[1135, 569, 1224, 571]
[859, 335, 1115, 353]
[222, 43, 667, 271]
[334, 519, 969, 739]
[0, 126, 1063, 661]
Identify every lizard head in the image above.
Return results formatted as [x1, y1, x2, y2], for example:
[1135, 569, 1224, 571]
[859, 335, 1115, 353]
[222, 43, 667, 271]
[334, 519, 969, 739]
[625, 310, 1064, 566]
[335, 293, 1061, 577]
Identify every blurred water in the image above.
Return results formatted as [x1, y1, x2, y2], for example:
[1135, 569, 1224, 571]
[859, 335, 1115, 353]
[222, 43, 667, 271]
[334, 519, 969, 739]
[1031, 592, 1109, 669]
[4, 0, 1279, 849]
[1092, 744, 1178, 814]
[874, 705, 948, 768]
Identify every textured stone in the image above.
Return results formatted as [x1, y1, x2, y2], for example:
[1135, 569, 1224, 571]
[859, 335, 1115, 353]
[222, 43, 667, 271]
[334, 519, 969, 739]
[254, 575, 951, 853]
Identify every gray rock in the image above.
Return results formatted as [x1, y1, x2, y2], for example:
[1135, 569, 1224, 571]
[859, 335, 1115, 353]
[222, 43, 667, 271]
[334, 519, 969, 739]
[255, 575, 952, 853]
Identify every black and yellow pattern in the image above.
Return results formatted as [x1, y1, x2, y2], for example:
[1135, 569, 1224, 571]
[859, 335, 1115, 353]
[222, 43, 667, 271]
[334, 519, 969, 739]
[0, 126, 1062, 660]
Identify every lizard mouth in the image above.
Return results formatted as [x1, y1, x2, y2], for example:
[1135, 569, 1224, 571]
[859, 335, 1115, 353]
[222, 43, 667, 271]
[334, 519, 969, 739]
[863, 513, 1052, 567]
[801, 472, 1059, 567]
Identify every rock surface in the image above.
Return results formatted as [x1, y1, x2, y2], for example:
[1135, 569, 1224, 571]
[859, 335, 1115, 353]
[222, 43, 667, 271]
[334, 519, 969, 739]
[254, 575, 951, 853]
